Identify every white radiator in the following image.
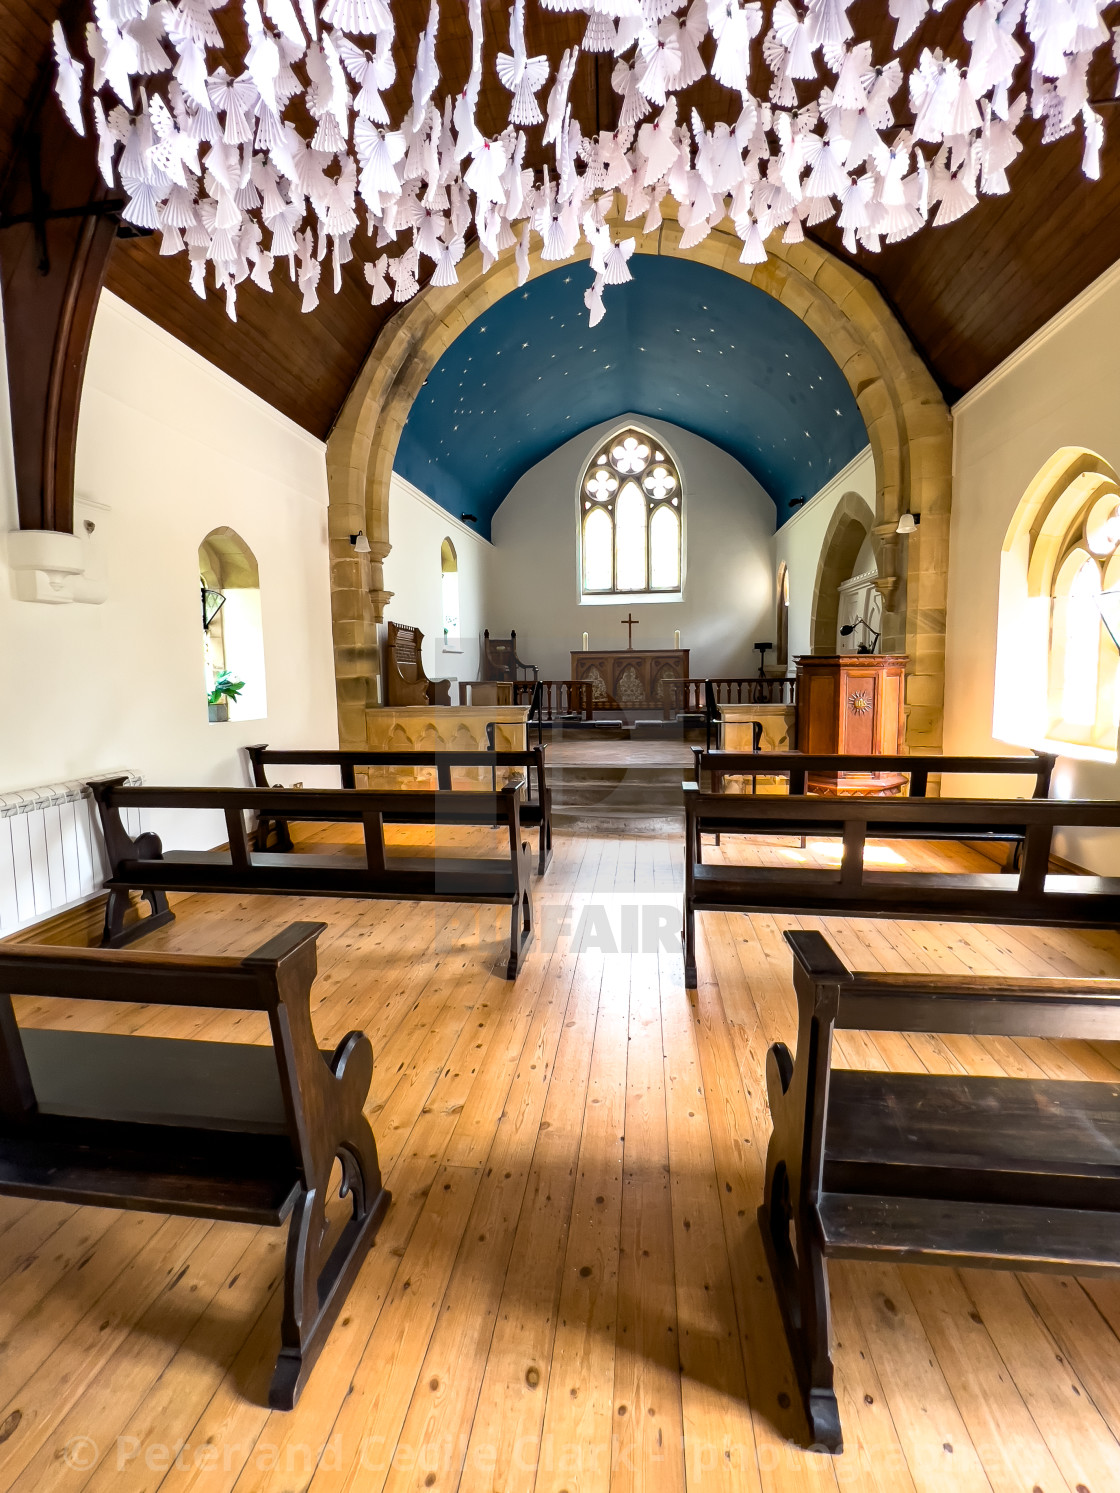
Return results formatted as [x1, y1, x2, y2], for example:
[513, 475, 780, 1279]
[0, 771, 142, 935]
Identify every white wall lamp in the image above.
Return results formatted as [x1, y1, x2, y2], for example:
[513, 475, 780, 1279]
[349, 530, 371, 554]
[896, 511, 921, 535]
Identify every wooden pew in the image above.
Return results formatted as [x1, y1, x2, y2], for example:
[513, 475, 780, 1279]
[245, 743, 553, 875]
[89, 780, 535, 979]
[681, 784, 1120, 987]
[762, 929, 1120, 1453]
[690, 748, 1055, 857]
[0, 923, 389, 1410]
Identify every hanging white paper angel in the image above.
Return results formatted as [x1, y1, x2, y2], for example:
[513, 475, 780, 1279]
[637, 23, 683, 105]
[53, 22, 86, 135]
[545, 47, 580, 145]
[712, 0, 763, 95]
[321, 0, 393, 33]
[584, 270, 607, 325]
[497, 0, 550, 126]
[336, 31, 394, 122]
[888, 0, 928, 48]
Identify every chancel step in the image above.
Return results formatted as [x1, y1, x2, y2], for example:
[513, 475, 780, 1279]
[546, 764, 685, 823]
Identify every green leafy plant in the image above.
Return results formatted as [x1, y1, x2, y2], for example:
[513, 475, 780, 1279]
[207, 669, 246, 707]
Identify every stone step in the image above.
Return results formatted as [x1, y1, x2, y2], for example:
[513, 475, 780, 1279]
[546, 763, 688, 816]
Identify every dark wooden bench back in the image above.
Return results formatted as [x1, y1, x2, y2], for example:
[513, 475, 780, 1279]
[681, 785, 1120, 987]
[691, 749, 1055, 796]
[92, 779, 527, 878]
[0, 925, 390, 1410]
[245, 744, 552, 871]
[683, 785, 1120, 894]
[246, 742, 547, 802]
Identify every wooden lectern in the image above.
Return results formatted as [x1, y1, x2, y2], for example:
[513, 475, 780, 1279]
[795, 654, 907, 794]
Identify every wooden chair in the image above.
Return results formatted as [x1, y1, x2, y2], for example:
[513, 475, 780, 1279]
[480, 629, 537, 683]
[384, 621, 450, 706]
[0, 924, 389, 1410]
[763, 929, 1120, 1451]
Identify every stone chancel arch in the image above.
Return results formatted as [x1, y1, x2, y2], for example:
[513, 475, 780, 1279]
[327, 209, 951, 750]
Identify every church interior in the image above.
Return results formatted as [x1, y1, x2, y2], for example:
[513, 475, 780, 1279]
[7, 0, 1120, 1488]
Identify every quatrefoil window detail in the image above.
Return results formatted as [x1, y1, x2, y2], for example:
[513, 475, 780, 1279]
[610, 436, 650, 473]
[643, 465, 676, 501]
[585, 469, 618, 502]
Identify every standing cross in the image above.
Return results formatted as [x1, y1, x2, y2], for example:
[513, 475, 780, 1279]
[622, 612, 639, 648]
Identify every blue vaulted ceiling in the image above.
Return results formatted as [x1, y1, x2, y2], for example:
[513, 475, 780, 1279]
[393, 255, 867, 537]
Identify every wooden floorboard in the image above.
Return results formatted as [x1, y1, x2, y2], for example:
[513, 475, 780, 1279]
[3, 824, 1120, 1491]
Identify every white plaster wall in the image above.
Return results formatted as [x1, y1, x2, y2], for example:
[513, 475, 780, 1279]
[383, 474, 492, 696]
[0, 291, 338, 852]
[946, 261, 1120, 871]
[486, 415, 776, 678]
[772, 446, 876, 661]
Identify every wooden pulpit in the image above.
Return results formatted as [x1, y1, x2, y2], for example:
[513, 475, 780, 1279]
[795, 654, 907, 793]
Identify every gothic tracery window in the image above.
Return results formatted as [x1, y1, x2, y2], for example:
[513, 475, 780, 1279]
[579, 428, 683, 597]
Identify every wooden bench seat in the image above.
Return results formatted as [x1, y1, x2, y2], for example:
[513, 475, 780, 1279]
[682, 785, 1120, 986]
[0, 925, 389, 1410]
[246, 744, 553, 875]
[760, 930, 1120, 1454]
[90, 780, 535, 978]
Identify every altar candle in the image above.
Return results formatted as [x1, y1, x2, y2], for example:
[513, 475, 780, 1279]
[674, 630, 680, 648]
[583, 632, 588, 650]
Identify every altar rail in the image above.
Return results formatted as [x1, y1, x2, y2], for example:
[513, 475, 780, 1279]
[513, 680, 594, 721]
[672, 676, 797, 710]
[512, 677, 794, 721]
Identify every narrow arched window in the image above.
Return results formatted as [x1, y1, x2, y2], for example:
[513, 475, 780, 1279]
[995, 449, 1120, 759]
[441, 538, 460, 641]
[579, 428, 683, 597]
[199, 528, 266, 723]
[776, 562, 790, 667]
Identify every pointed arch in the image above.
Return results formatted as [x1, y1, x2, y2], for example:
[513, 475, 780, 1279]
[326, 204, 951, 749]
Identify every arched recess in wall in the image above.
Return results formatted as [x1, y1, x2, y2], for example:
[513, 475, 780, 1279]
[994, 447, 1120, 760]
[326, 204, 951, 750]
[199, 526, 267, 722]
[811, 493, 878, 655]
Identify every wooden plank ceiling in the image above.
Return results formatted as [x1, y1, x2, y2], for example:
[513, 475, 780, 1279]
[3, 0, 1120, 438]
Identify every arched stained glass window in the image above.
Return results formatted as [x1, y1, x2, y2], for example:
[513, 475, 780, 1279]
[579, 427, 683, 597]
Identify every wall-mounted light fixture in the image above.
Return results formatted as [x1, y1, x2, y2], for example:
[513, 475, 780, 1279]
[896, 511, 921, 535]
[349, 530, 371, 553]
[840, 618, 881, 654]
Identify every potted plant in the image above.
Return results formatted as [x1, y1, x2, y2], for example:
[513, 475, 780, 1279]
[208, 669, 245, 723]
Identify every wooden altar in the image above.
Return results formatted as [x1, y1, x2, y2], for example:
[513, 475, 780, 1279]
[570, 648, 690, 710]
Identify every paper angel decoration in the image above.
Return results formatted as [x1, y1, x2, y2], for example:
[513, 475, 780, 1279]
[497, 0, 551, 126]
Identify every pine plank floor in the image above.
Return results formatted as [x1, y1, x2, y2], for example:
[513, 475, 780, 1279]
[3, 821, 1120, 1493]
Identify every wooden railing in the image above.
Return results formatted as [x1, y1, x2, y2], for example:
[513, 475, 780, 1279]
[511, 676, 795, 723]
[513, 680, 594, 721]
[668, 677, 798, 712]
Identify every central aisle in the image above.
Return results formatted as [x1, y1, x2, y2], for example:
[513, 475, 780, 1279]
[6, 826, 1120, 1493]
